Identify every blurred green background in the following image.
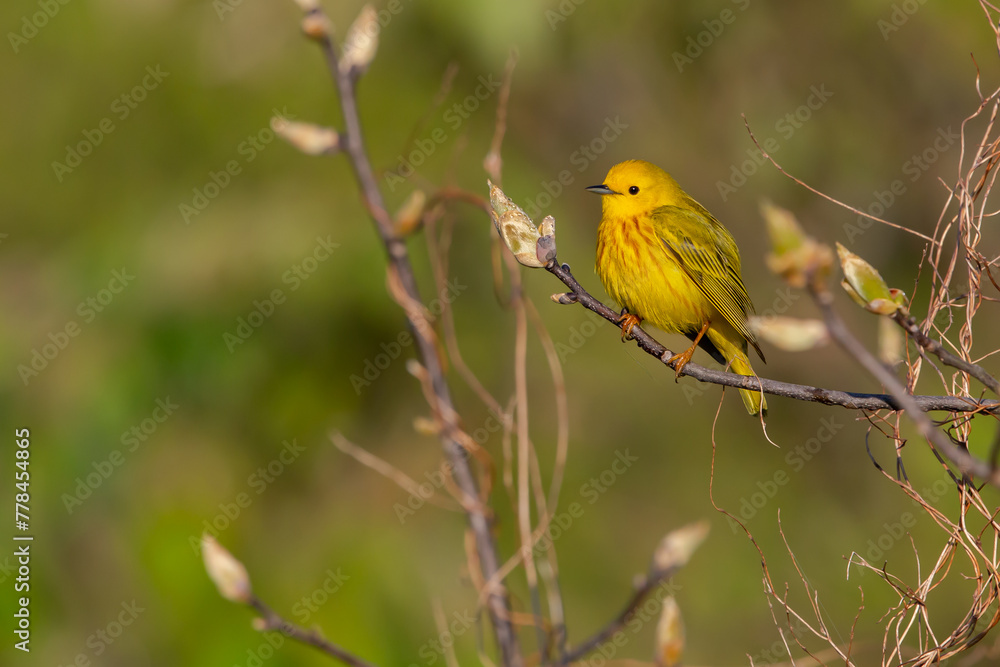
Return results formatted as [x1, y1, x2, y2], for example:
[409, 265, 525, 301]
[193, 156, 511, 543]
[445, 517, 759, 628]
[3, 0, 999, 665]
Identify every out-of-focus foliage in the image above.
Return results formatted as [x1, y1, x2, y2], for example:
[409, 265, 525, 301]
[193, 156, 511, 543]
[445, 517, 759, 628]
[1, 1, 998, 665]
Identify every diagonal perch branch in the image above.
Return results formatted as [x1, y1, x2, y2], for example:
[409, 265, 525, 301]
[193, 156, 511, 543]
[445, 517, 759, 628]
[544, 259, 999, 415]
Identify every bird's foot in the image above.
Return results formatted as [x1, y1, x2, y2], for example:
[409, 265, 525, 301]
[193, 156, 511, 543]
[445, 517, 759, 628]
[616, 310, 641, 341]
[667, 320, 710, 379]
[665, 345, 697, 379]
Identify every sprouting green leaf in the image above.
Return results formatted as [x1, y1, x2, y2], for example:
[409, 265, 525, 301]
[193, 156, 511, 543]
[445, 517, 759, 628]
[836, 243, 898, 314]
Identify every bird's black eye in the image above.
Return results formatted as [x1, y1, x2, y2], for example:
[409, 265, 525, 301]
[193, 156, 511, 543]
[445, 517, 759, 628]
[628, 186, 639, 195]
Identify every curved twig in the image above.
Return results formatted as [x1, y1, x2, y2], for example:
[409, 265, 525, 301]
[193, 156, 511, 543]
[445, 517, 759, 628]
[891, 310, 1000, 396]
[298, 5, 520, 664]
[558, 572, 672, 665]
[249, 596, 378, 667]
[810, 283, 1000, 486]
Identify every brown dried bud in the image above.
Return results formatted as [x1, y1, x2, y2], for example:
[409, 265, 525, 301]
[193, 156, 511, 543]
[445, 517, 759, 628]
[652, 520, 709, 573]
[655, 596, 685, 667]
[393, 190, 426, 236]
[488, 181, 556, 268]
[271, 117, 340, 156]
[202, 534, 252, 604]
[301, 12, 332, 41]
[762, 200, 834, 288]
[340, 5, 379, 76]
[749, 316, 829, 352]
[551, 292, 578, 304]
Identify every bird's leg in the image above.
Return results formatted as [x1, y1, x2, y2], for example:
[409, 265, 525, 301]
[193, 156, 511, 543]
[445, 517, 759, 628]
[667, 320, 710, 378]
[616, 308, 642, 342]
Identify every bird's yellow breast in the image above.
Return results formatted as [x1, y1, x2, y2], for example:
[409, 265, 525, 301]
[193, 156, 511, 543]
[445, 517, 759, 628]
[595, 213, 712, 334]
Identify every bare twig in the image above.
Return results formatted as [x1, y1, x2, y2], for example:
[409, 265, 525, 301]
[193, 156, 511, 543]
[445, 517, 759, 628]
[432, 598, 462, 667]
[513, 254, 547, 655]
[483, 49, 518, 185]
[809, 282, 1000, 484]
[558, 522, 707, 665]
[384, 61, 460, 180]
[331, 432, 462, 513]
[891, 300, 1000, 397]
[249, 595, 378, 667]
[297, 5, 520, 663]
[742, 115, 938, 244]
[559, 573, 670, 665]
[483, 496, 699, 665]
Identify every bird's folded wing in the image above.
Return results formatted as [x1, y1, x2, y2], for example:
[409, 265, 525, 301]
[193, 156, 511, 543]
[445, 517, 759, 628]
[652, 205, 765, 361]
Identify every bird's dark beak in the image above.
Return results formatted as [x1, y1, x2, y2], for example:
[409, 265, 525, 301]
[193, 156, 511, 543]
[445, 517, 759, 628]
[586, 184, 617, 195]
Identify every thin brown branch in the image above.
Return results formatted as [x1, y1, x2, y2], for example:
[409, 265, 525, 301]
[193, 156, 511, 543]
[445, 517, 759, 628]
[892, 304, 1000, 397]
[249, 595, 378, 667]
[809, 282, 1000, 485]
[383, 61, 460, 180]
[427, 203, 507, 416]
[524, 298, 570, 517]
[558, 568, 674, 665]
[526, 444, 562, 663]
[298, 6, 520, 664]
[743, 115, 937, 244]
[433, 598, 462, 667]
[331, 432, 462, 513]
[513, 256, 547, 654]
[484, 49, 518, 185]
[776, 513, 855, 665]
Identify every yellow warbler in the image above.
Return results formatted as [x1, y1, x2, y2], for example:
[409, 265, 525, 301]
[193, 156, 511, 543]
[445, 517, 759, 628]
[588, 160, 767, 415]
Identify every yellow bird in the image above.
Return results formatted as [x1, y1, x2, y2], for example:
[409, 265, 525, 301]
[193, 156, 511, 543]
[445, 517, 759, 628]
[588, 160, 767, 415]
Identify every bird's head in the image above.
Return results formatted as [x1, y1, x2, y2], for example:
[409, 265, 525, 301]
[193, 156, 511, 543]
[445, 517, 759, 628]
[586, 159, 683, 217]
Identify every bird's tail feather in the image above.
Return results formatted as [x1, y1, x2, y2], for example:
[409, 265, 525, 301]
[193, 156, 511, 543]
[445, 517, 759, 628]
[729, 351, 766, 416]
